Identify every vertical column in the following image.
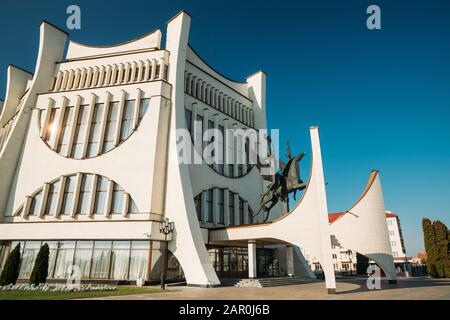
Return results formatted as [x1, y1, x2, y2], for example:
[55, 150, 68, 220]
[40, 98, 55, 138]
[200, 190, 206, 224]
[39, 183, 50, 217]
[87, 174, 98, 218]
[51, 96, 68, 150]
[96, 92, 111, 155]
[70, 173, 83, 217]
[104, 180, 114, 216]
[55, 176, 66, 217]
[114, 90, 126, 146]
[150, 59, 157, 80]
[212, 188, 219, 225]
[23, 197, 33, 218]
[81, 93, 97, 158]
[117, 64, 124, 84]
[223, 188, 230, 226]
[132, 88, 142, 130]
[92, 67, 99, 87]
[222, 118, 229, 177]
[137, 60, 144, 81]
[286, 245, 295, 277]
[54, 71, 63, 91]
[104, 65, 112, 86]
[232, 123, 239, 177]
[97, 65, 105, 87]
[130, 62, 137, 82]
[144, 60, 151, 80]
[248, 240, 257, 279]
[233, 192, 239, 225]
[159, 57, 165, 80]
[122, 193, 130, 217]
[66, 95, 82, 157]
[243, 201, 249, 225]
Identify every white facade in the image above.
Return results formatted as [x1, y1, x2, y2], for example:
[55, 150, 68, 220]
[0, 11, 396, 292]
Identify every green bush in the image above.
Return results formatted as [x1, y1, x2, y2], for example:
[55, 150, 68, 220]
[29, 243, 49, 285]
[0, 243, 22, 286]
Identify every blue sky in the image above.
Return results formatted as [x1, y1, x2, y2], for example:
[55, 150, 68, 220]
[0, 0, 449, 255]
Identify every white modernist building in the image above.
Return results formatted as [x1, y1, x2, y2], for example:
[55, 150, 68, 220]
[0, 11, 396, 292]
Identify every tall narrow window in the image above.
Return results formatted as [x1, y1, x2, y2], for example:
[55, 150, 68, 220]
[237, 135, 243, 176]
[218, 125, 224, 174]
[86, 103, 104, 157]
[194, 194, 201, 220]
[45, 180, 60, 215]
[120, 100, 135, 142]
[102, 102, 119, 152]
[77, 174, 93, 215]
[94, 176, 108, 214]
[205, 189, 213, 222]
[29, 190, 42, 216]
[61, 175, 76, 215]
[44, 107, 58, 143]
[228, 192, 235, 226]
[128, 198, 138, 213]
[71, 105, 89, 159]
[218, 189, 224, 224]
[239, 198, 245, 225]
[194, 114, 203, 154]
[139, 98, 150, 121]
[57, 106, 74, 155]
[207, 120, 215, 163]
[184, 108, 192, 135]
[111, 183, 124, 214]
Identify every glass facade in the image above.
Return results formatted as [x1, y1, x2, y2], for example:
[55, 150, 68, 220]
[208, 246, 277, 278]
[0, 240, 183, 282]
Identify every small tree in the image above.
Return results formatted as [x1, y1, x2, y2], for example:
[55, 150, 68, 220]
[422, 218, 437, 277]
[356, 252, 369, 275]
[433, 220, 449, 278]
[0, 243, 21, 286]
[29, 243, 49, 285]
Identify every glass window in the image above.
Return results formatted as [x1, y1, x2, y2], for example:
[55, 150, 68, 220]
[91, 241, 111, 279]
[103, 101, 119, 152]
[61, 175, 76, 215]
[44, 107, 58, 143]
[129, 247, 149, 280]
[29, 190, 42, 216]
[139, 98, 150, 121]
[111, 241, 130, 280]
[228, 192, 235, 226]
[217, 125, 224, 174]
[71, 105, 89, 159]
[53, 241, 75, 279]
[94, 176, 108, 214]
[42, 241, 59, 278]
[205, 190, 213, 222]
[184, 108, 192, 135]
[45, 180, 60, 215]
[239, 198, 245, 224]
[128, 198, 139, 213]
[18, 241, 41, 279]
[77, 174, 93, 215]
[111, 183, 124, 214]
[86, 103, 104, 157]
[57, 106, 75, 155]
[120, 100, 135, 142]
[194, 114, 203, 154]
[218, 189, 224, 224]
[194, 194, 201, 220]
[73, 241, 93, 278]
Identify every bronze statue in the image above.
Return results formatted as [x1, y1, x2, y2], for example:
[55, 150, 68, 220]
[253, 140, 307, 222]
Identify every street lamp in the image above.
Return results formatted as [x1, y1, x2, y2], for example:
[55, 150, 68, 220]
[159, 218, 174, 290]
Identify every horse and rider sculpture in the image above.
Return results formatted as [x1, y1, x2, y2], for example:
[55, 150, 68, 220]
[253, 139, 307, 222]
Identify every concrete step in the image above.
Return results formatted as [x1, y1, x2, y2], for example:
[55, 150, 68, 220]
[234, 277, 319, 288]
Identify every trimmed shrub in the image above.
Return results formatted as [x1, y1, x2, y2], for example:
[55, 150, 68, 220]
[29, 243, 49, 285]
[0, 243, 21, 286]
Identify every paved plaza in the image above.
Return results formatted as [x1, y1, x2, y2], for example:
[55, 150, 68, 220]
[90, 277, 450, 300]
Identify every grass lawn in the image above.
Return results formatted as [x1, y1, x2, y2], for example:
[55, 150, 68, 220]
[0, 286, 166, 300]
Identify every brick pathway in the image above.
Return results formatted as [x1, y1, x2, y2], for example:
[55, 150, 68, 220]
[89, 277, 450, 300]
